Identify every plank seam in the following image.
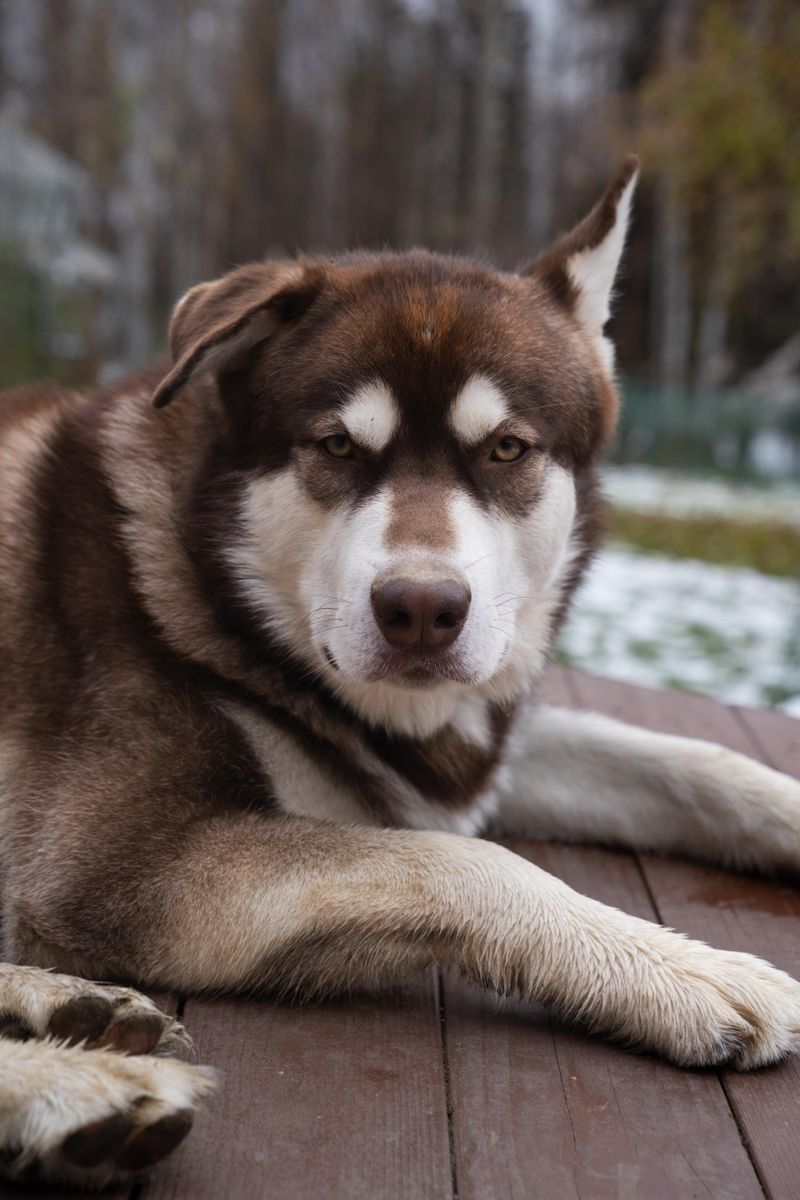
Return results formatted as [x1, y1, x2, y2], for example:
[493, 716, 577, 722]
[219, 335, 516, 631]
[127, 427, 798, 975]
[437, 968, 460, 1200]
[718, 1079, 769, 1200]
[729, 706, 779, 771]
[551, 1025, 583, 1198]
[560, 668, 668, 947]
[632, 853, 664, 924]
[723, 709, 785, 1199]
[566, 671, 771, 1196]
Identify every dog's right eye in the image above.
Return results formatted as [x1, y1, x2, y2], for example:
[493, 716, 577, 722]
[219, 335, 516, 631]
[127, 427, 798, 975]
[490, 435, 527, 463]
[322, 434, 354, 459]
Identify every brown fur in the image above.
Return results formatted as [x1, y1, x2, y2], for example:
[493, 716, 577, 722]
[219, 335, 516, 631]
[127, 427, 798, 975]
[6, 161, 800, 1092]
[1, 164, 616, 989]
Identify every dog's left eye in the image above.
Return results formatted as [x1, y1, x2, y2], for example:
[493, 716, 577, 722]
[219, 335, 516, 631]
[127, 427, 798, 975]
[322, 434, 354, 459]
[491, 436, 526, 463]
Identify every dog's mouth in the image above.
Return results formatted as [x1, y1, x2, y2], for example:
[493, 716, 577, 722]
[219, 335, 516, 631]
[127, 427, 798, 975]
[366, 648, 473, 688]
[321, 640, 472, 688]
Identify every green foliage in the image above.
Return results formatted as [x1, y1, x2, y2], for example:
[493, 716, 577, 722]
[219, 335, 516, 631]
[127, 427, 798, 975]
[612, 379, 799, 475]
[642, 0, 800, 261]
[628, 638, 661, 662]
[649, 5, 799, 181]
[0, 247, 45, 388]
[610, 507, 800, 579]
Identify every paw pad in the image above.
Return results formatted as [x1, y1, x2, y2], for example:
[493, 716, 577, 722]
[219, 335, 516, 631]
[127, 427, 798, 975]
[61, 1112, 135, 1168]
[47, 995, 113, 1046]
[104, 1011, 165, 1055]
[117, 1110, 195, 1170]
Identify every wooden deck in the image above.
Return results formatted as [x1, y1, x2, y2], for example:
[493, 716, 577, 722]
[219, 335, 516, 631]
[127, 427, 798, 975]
[6, 667, 800, 1199]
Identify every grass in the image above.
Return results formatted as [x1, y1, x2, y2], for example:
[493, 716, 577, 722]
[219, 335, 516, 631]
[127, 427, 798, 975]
[609, 508, 800, 578]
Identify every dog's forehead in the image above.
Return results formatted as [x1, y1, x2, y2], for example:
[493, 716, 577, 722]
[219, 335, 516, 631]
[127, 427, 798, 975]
[274, 257, 590, 437]
[314, 260, 520, 396]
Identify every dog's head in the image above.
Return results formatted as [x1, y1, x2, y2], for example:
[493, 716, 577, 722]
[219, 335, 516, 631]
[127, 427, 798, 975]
[153, 158, 637, 734]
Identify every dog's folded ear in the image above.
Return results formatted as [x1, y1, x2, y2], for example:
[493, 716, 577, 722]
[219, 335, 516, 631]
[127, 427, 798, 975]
[152, 261, 324, 408]
[526, 155, 639, 349]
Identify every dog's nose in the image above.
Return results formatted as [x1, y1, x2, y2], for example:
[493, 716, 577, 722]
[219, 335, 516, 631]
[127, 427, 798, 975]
[371, 577, 471, 650]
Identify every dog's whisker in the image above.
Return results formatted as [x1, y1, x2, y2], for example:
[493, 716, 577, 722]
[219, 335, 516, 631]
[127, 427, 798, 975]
[463, 551, 499, 572]
[489, 625, 521, 645]
[492, 593, 524, 607]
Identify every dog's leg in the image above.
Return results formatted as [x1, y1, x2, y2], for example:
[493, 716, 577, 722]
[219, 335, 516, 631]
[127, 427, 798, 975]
[33, 813, 800, 1071]
[493, 704, 800, 873]
[0, 1036, 214, 1187]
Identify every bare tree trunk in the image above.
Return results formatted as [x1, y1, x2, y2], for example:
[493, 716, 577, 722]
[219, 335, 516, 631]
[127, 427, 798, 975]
[411, 12, 447, 247]
[0, 0, 4, 87]
[653, 173, 692, 395]
[651, 0, 694, 398]
[429, 8, 467, 249]
[525, 0, 558, 252]
[695, 184, 735, 390]
[465, 0, 503, 249]
[295, 0, 348, 250]
[115, 0, 159, 366]
[695, 0, 771, 392]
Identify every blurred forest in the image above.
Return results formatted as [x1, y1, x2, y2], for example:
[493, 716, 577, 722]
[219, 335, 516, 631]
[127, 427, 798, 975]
[1, 0, 800, 475]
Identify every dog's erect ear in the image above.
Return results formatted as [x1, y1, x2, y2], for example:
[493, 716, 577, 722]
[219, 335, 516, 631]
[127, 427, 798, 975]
[152, 261, 323, 408]
[527, 155, 639, 348]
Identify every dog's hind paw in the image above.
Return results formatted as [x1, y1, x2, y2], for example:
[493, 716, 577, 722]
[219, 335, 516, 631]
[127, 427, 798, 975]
[0, 1038, 215, 1186]
[0, 963, 192, 1056]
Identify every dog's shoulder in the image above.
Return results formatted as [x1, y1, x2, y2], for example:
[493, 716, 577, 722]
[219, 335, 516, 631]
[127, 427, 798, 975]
[0, 380, 76, 430]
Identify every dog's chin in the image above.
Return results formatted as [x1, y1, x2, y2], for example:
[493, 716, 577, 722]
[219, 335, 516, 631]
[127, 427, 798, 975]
[325, 644, 479, 690]
[372, 657, 473, 689]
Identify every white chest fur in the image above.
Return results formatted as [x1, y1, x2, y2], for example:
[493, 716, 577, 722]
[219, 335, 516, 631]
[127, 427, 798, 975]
[223, 694, 500, 836]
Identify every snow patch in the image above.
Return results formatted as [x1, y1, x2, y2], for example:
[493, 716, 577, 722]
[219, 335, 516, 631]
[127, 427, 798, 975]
[558, 545, 800, 715]
[603, 465, 800, 529]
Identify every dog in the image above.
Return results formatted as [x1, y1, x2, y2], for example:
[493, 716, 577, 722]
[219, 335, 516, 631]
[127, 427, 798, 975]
[3, 155, 800, 1187]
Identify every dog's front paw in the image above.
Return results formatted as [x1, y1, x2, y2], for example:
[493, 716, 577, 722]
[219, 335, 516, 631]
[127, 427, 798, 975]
[0, 964, 191, 1055]
[632, 936, 800, 1069]
[1, 1039, 215, 1186]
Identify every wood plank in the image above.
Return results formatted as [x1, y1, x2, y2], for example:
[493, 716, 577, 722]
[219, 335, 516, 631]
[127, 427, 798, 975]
[733, 704, 800, 780]
[563, 669, 766, 755]
[567, 670, 800, 1200]
[443, 840, 762, 1200]
[142, 974, 453, 1200]
[538, 664, 575, 707]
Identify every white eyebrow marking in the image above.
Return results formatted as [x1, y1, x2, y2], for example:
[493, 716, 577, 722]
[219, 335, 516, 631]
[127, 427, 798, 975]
[339, 381, 400, 452]
[449, 375, 510, 445]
